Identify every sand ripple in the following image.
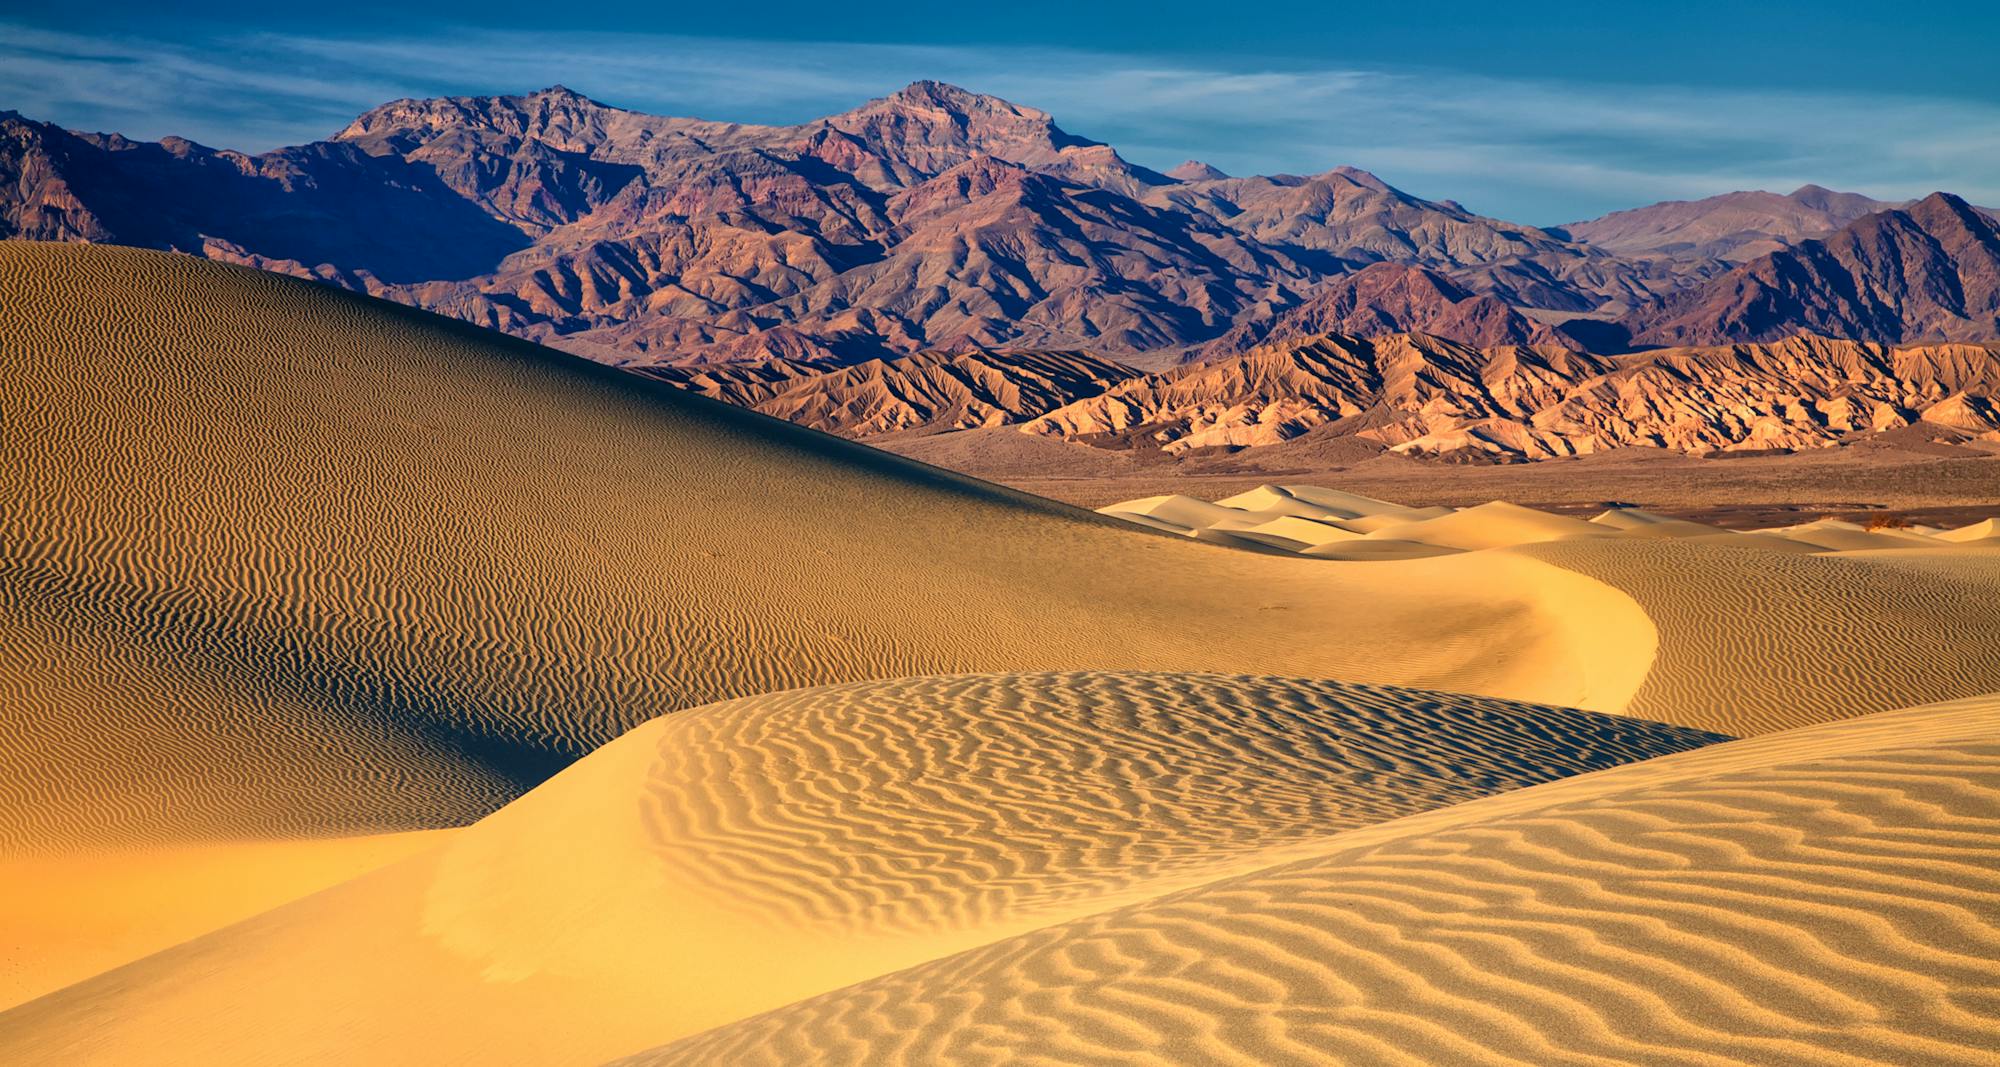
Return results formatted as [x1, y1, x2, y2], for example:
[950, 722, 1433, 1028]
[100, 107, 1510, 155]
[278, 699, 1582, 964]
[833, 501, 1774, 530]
[631, 695, 2000, 1067]
[624, 672, 1723, 934]
[0, 671, 1721, 1065]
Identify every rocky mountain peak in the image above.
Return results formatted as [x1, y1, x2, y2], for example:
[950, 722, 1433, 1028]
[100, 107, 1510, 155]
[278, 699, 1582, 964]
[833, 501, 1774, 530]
[885, 80, 1018, 113]
[1903, 191, 1989, 233]
[1168, 160, 1230, 182]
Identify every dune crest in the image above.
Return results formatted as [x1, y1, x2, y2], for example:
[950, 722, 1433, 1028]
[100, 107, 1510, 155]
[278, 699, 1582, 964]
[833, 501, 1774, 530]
[1, 243, 1659, 855]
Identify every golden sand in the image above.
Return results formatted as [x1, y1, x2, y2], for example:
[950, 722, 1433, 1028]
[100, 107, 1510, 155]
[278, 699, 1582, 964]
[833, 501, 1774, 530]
[629, 695, 2000, 1067]
[0, 673, 1722, 1064]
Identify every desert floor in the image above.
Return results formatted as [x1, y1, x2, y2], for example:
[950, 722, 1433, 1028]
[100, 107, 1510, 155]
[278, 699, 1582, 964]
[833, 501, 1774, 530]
[883, 421, 2000, 527]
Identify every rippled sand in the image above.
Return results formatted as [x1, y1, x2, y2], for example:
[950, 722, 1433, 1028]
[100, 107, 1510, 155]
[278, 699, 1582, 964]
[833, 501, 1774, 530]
[631, 694, 2000, 1067]
[0, 672, 1723, 1064]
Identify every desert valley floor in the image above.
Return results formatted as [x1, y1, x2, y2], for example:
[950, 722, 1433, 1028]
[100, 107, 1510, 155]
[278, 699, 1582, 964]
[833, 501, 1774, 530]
[4, 242, 2000, 1065]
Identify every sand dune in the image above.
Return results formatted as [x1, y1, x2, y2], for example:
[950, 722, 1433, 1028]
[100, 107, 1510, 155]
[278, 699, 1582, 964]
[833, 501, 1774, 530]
[1, 244, 1665, 855]
[1936, 517, 2000, 543]
[1103, 482, 2000, 558]
[1097, 485, 2000, 734]
[1525, 539, 2000, 733]
[1363, 500, 1614, 551]
[0, 243, 1659, 997]
[7, 243, 1999, 1058]
[0, 672, 1723, 1065]
[626, 693, 2000, 1067]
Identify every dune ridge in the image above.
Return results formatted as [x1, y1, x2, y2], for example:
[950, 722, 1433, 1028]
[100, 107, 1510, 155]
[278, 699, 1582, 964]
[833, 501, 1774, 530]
[1, 243, 1663, 855]
[626, 693, 2000, 1067]
[1524, 539, 2000, 733]
[1097, 484, 2000, 733]
[0, 242, 1658, 1004]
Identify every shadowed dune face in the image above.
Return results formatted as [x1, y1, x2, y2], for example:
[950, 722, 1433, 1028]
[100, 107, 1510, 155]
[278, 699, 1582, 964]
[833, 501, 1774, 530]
[0, 243, 1658, 852]
[624, 695, 2000, 1067]
[0, 671, 1724, 1066]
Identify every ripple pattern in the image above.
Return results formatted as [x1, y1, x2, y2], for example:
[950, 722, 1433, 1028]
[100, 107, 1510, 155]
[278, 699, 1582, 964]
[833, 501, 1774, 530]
[0, 671, 1723, 1064]
[628, 672, 1725, 934]
[633, 696, 2000, 1067]
[1, 243, 1649, 852]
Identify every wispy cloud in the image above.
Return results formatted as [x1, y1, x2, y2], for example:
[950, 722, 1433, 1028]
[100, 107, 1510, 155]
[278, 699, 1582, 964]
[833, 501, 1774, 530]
[5, 21, 1998, 223]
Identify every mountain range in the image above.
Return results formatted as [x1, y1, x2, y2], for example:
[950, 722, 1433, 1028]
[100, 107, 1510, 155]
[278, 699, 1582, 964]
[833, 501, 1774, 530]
[8, 81, 2000, 370]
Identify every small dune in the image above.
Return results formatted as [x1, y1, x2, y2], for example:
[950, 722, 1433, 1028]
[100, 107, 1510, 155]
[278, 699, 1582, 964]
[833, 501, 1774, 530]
[1361, 500, 1615, 551]
[0, 672, 1723, 1065]
[625, 693, 2000, 1067]
[1103, 483, 2000, 558]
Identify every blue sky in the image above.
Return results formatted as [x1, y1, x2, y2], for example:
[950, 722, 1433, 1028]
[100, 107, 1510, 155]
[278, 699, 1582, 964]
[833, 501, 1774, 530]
[4, 1, 1998, 224]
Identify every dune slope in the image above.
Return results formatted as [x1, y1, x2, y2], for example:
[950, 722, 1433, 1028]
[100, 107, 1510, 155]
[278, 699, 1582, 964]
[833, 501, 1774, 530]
[629, 693, 2000, 1067]
[0, 243, 1655, 854]
[0, 831, 443, 1009]
[1523, 539, 2000, 733]
[1097, 484, 2000, 732]
[0, 671, 1724, 1065]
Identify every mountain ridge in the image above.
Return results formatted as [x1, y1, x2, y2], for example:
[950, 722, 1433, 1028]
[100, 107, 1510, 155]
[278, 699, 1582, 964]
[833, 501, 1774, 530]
[1625, 192, 2000, 346]
[5, 84, 1998, 368]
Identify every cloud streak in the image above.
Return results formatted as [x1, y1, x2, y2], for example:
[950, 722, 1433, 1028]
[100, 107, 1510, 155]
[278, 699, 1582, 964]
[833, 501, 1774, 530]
[5, 21, 1998, 223]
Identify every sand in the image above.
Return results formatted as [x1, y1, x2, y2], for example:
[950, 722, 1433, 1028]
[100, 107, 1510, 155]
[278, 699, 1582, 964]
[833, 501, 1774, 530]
[5, 243, 1998, 1063]
[0, 672, 1724, 1065]
[0, 244, 1653, 997]
[0, 832, 443, 1008]
[1100, 483, 2000, 559]
[627, 693, 2000, 1067]
[1522, 539, 2000, 733]
[2, 245, 1662, 855]
[1096, 485, 2000, 734]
